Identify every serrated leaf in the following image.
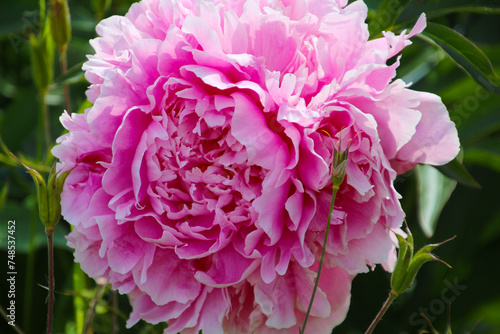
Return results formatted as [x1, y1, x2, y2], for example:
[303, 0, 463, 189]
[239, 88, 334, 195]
[420, 23, 500, 95]
[435, 157, 481, 188]
[416, 165, 457, 238]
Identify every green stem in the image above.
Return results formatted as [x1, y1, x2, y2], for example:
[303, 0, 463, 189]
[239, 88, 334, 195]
[43, 89, 51, 155]
[46, 226, 55, 334]
[300, 184, 340, 333]
[73, 262, 86, 334]
[37, 89, 50, 160]
[39, 0, 46, 27]
[82, 284, 105, 334]
[365, 290, 398, 334]
[111, 291, 118, 334]
[0, 304, 26, 334]
[60, 47, 72, 114]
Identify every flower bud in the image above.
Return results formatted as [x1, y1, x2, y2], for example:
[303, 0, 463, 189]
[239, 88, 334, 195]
[92, 0, 112, 20]
[47, 163, 71, 227]
[29, 28, 54, 91]
[390, 227, 454, 296]
[25, 164, 49, 227]
[49, 0, 71, 51]
[13, 156, 70, 230]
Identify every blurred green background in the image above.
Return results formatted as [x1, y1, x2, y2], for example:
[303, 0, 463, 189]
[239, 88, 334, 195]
[0, 0, 499, 333]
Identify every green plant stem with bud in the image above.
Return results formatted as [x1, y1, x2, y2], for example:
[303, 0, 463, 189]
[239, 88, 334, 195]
[364, 225, 455, 334]
[300, 174, 341, 333]
[365, 291, 397, 334]
[8, 153, 70, 334]
[50, 0, 73, 114]
[300, 139, 349, 334]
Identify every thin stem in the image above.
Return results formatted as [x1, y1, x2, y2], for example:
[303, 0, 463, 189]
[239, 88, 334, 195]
[46, 227, 55, 334]
[365, 290, 397, 334]
[82, 284, 105, 334]
[0, 304, 26, 334]
[111, 291, 119, 334]
[39, 0, 46, 27]
[43, 89, 51, 154]
[60, 47, 72, 114]
[300, 185, 340, 333]
[37, 89, 51, 160]
[73, 262, 86, 334]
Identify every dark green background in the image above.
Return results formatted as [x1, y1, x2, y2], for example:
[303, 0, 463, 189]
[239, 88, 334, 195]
[1, 0, 499, 333]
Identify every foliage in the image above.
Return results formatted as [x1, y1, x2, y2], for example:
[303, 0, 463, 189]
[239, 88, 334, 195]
[0, 0, 499, 333]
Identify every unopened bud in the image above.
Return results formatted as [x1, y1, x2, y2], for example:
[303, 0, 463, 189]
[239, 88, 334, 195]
[29, 28, 54, 90]
[49, 0, 71, 51]
[92, 0, 112, 20]
[390, 226, 454, 296]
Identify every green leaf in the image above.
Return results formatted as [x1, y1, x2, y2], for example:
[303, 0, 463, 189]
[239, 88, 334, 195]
[368, 0, 412, 38]
[420, 23, 500, 95]
[426, 6, 500, 19]
[465, 147, 500, 173]
[52, 61, 85, 87]
[398, 0, 500, 25]
[416, 165, 457, 238]
[435, 157, 481, 188]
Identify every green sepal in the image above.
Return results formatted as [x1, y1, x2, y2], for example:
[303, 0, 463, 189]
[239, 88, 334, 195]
[390, 233, 411, 295]
[47, 162, 71, 228]
[47, 163, 59, 227]
[23, 162, 49, 227]
[414, 235, 456, 259]
[49, 0, 72, 51]
[29, 23, 55, 91]
[390, 226, 454, 296]
[399, 252, 452, 294]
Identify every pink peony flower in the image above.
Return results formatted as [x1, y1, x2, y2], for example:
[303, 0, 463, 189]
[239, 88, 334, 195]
[53, 0, 459, 332]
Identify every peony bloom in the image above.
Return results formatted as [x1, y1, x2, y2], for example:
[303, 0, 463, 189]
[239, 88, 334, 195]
[53, 0, 459, 332]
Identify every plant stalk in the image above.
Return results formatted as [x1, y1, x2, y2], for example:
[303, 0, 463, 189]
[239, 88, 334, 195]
[82, 284, 105, 334]
[0, 304, 26, 334]
[300, 184, 340, 333]
[60, 47, 72, 114]
[365, 290, 398, 334]
[37, 89, 51, 160]
[46, 226, 55, 334]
